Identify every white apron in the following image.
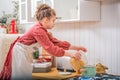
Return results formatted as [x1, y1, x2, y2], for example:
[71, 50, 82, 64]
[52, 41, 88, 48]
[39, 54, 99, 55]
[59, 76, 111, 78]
[12, 42, 40, 80]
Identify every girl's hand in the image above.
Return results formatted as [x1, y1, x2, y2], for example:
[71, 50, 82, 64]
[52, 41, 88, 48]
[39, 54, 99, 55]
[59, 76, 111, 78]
[70, 51, 81, 60]
[69, 45, 87, 52]
[78, 46, 87, 52]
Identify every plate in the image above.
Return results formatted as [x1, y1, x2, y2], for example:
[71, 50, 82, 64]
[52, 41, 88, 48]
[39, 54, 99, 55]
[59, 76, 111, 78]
[59, 72, 71, 75]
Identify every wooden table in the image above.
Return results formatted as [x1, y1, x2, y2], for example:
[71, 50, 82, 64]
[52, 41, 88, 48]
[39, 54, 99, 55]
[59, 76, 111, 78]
[32, 67, 81, 80]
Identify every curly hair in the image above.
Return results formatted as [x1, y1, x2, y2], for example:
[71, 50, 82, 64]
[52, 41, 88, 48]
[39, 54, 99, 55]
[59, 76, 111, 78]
[35, 4, 56, 21]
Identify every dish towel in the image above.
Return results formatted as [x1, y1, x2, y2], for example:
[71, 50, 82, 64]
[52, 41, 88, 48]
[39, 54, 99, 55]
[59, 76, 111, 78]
[0, 36, 20, 80]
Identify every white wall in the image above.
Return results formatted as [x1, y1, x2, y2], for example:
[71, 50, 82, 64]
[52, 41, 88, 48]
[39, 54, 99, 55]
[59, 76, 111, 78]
[51, 0, 120, 75]
[0, 0, 13, 17]
[20, 0, 120, 75]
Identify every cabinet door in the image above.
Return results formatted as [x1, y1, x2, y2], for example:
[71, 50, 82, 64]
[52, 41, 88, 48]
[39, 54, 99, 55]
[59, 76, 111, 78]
[19, 0, 27, 23]
[54, 0, 100, 22]
[31, 0, 54, 17]
[31, 0, 43, 18]
[19, 0, 54, 24]
[54, 0, 78, 21]
[79, 0, 100, 21]
[44, 0, 54, 8]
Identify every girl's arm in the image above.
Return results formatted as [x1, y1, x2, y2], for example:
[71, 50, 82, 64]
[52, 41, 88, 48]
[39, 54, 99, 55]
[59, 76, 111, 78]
[69, 45, 87, 52]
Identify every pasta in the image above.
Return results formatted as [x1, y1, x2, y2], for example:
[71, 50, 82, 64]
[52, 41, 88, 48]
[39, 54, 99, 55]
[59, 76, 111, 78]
[70, 58, 85, 74]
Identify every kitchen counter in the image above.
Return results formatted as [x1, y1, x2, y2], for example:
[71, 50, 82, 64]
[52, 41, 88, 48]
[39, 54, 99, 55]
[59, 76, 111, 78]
[32, 67, 81, 80]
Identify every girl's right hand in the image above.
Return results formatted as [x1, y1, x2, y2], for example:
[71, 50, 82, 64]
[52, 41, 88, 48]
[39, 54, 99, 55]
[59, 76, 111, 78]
[70, 51, 81, 60]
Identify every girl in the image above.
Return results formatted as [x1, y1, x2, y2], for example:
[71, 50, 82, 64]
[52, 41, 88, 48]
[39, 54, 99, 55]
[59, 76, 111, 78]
[1, 4, 87, 80]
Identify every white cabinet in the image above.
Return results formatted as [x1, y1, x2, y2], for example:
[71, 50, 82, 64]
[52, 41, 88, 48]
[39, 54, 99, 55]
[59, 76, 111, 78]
[19, 0, 35, 24]
[79, 0, 100, 21]
[31, 0, 54, 18]
[19, 0, 53, 24]
[19, 0, 101, 24]
[19, 0, 27, 24]
[54, 0, 101, 22]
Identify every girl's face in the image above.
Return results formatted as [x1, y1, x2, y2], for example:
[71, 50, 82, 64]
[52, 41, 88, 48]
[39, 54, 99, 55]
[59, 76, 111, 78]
[46, 15, 56, 29]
